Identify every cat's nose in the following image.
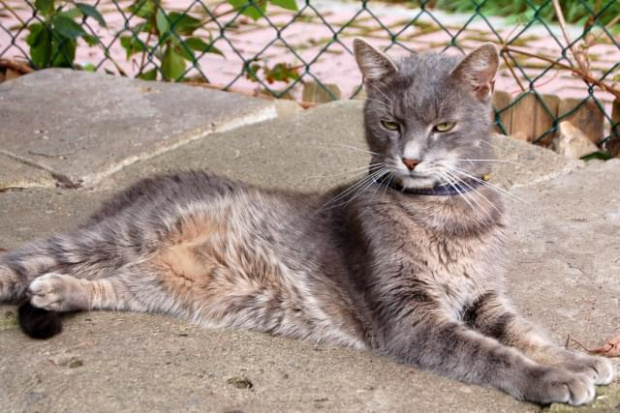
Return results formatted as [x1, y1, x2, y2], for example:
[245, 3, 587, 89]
[402, 158, 420, 171]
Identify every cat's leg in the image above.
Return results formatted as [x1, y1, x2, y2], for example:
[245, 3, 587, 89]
[463, 292, 614, 386]
[27, 271, 147, 313]
[0, 239, 62, 302]
[380, 305, 597, 406]
[0, 226, 143, 303]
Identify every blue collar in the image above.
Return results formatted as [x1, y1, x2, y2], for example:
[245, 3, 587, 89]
[373, 173, 485, 196]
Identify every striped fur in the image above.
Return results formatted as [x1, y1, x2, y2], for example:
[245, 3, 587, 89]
[0, 40, 613, 406]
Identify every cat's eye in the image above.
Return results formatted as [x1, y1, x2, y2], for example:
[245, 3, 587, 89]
[380, 120, 400, 131]
[434, 122, 456, 132]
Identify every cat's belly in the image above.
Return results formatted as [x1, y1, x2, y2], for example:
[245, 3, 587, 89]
[147, 191, 368, 350]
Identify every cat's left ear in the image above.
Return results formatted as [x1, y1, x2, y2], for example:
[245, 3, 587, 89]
[452, 43, 499, 100]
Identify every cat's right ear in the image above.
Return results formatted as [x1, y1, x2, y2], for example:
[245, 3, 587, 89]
[353, 38, 398, 82]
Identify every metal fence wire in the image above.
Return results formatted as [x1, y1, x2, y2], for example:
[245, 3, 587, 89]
[1, 0, 619, 152]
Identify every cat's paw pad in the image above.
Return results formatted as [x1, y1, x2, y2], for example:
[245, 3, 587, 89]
[28, 273, 83, 312]
[526, 368, 595, 406]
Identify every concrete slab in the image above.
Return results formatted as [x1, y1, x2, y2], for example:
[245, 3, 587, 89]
[0, 154, 56, 191]
[0, 100, 617, 413]
[0, 69, 279, 187]
[106, 100, 581, 193]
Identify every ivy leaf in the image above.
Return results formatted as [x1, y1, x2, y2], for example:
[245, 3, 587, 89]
[168, 12, 202, 36]
[34, 0, 54, 17]
[26, 23, 52, 68]
[227, 0, 267, 21]
[184, 37, 223, 56]
[120, 35, 147, 59]
[161, 45, 186, 81]
[53, 16, 87, 39]
[138, 68, 158, 80]
[270, 0, 297, 11]
[155, 9, 170, 35]
[75, 3, 107, 27]
[128, 0, 156, 19]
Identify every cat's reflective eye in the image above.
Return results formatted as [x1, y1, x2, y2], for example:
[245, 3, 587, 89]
[380, 120, 400, 131]
[434, 122, 456, 132]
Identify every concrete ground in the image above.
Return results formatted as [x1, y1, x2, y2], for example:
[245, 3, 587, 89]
[0, 70, 619, 413]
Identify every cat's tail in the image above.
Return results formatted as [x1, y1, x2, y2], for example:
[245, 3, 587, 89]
[18, 301, 63, 339]
[0, 240, 65, 339]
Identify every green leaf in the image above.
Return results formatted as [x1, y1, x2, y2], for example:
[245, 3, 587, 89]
[270, 0, 297, 11]
[82, 34, 99, 46]
[120, 35, 147, 59]
[161, 45, 186, 81]
[128, 0, 156, 19]
[168, 12, 202, 35]
[27, 23, 52, 68]
[35, 0, 54, 17]
[581, 151, 613, 161]
[81, 62, 96, 71]
[156, 9, 170, 34]
[227, 0, 266, 21]
[184, 37, 223, 56]
[138, 68, 158, 80]
[75, 3, 106, 27]
[59, 8, 83, 19]
[53, 16, 86, 39]
[51, 36, 77, 67]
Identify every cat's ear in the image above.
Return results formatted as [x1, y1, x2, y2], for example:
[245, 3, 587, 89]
[452, 43, 499, 100]
[353, 38, 398, 82]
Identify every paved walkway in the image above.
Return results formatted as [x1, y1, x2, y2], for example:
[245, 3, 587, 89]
[0, 70, 619, 412]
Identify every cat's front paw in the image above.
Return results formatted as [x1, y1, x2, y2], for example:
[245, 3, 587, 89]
[28, 273, 87, 312]
[523, 367, 595, 406]
[563, 355, 615, 386]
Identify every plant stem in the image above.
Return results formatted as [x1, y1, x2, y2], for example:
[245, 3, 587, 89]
[501, 45, 620, 99]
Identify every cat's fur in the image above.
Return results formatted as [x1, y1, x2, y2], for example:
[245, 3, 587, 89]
[0, 39, 613, 405]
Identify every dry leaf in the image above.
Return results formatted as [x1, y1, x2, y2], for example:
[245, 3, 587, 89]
[589, 336, 620, 357]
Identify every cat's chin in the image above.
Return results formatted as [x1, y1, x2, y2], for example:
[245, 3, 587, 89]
[400, 176, 437, 190]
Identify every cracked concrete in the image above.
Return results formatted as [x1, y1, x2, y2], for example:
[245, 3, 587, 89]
[0, 72, 618, 413]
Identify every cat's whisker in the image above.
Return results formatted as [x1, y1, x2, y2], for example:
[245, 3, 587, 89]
[307, 163, 381, 180]
[442, 169, 501, 219]
[314, 143, 382, 157]
[479, 139, 502, 150]
[318, 168, 387, 212]
[450, 167, 531, 206]
[438, 172, 488, 224]
[439, 171, 490, 223]
[461, 159, 522, 165]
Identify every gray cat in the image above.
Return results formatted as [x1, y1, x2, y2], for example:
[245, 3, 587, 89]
[0, 39, 613, 406]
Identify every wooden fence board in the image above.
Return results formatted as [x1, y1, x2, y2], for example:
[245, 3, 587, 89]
[557, 98, 604, 144]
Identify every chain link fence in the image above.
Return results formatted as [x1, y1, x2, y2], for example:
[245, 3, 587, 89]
[1, 0, 619, 152]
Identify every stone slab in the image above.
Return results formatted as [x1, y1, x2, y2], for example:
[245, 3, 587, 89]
[106, 100, 581, 193]
[0, 154, 56, 191]
[0, 69, 279, 187]
[0, 100, 617, 413]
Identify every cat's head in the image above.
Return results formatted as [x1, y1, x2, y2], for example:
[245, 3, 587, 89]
[354, 39, 498, 190]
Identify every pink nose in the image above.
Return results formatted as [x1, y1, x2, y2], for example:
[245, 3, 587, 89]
[402, 158, 420, 171]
